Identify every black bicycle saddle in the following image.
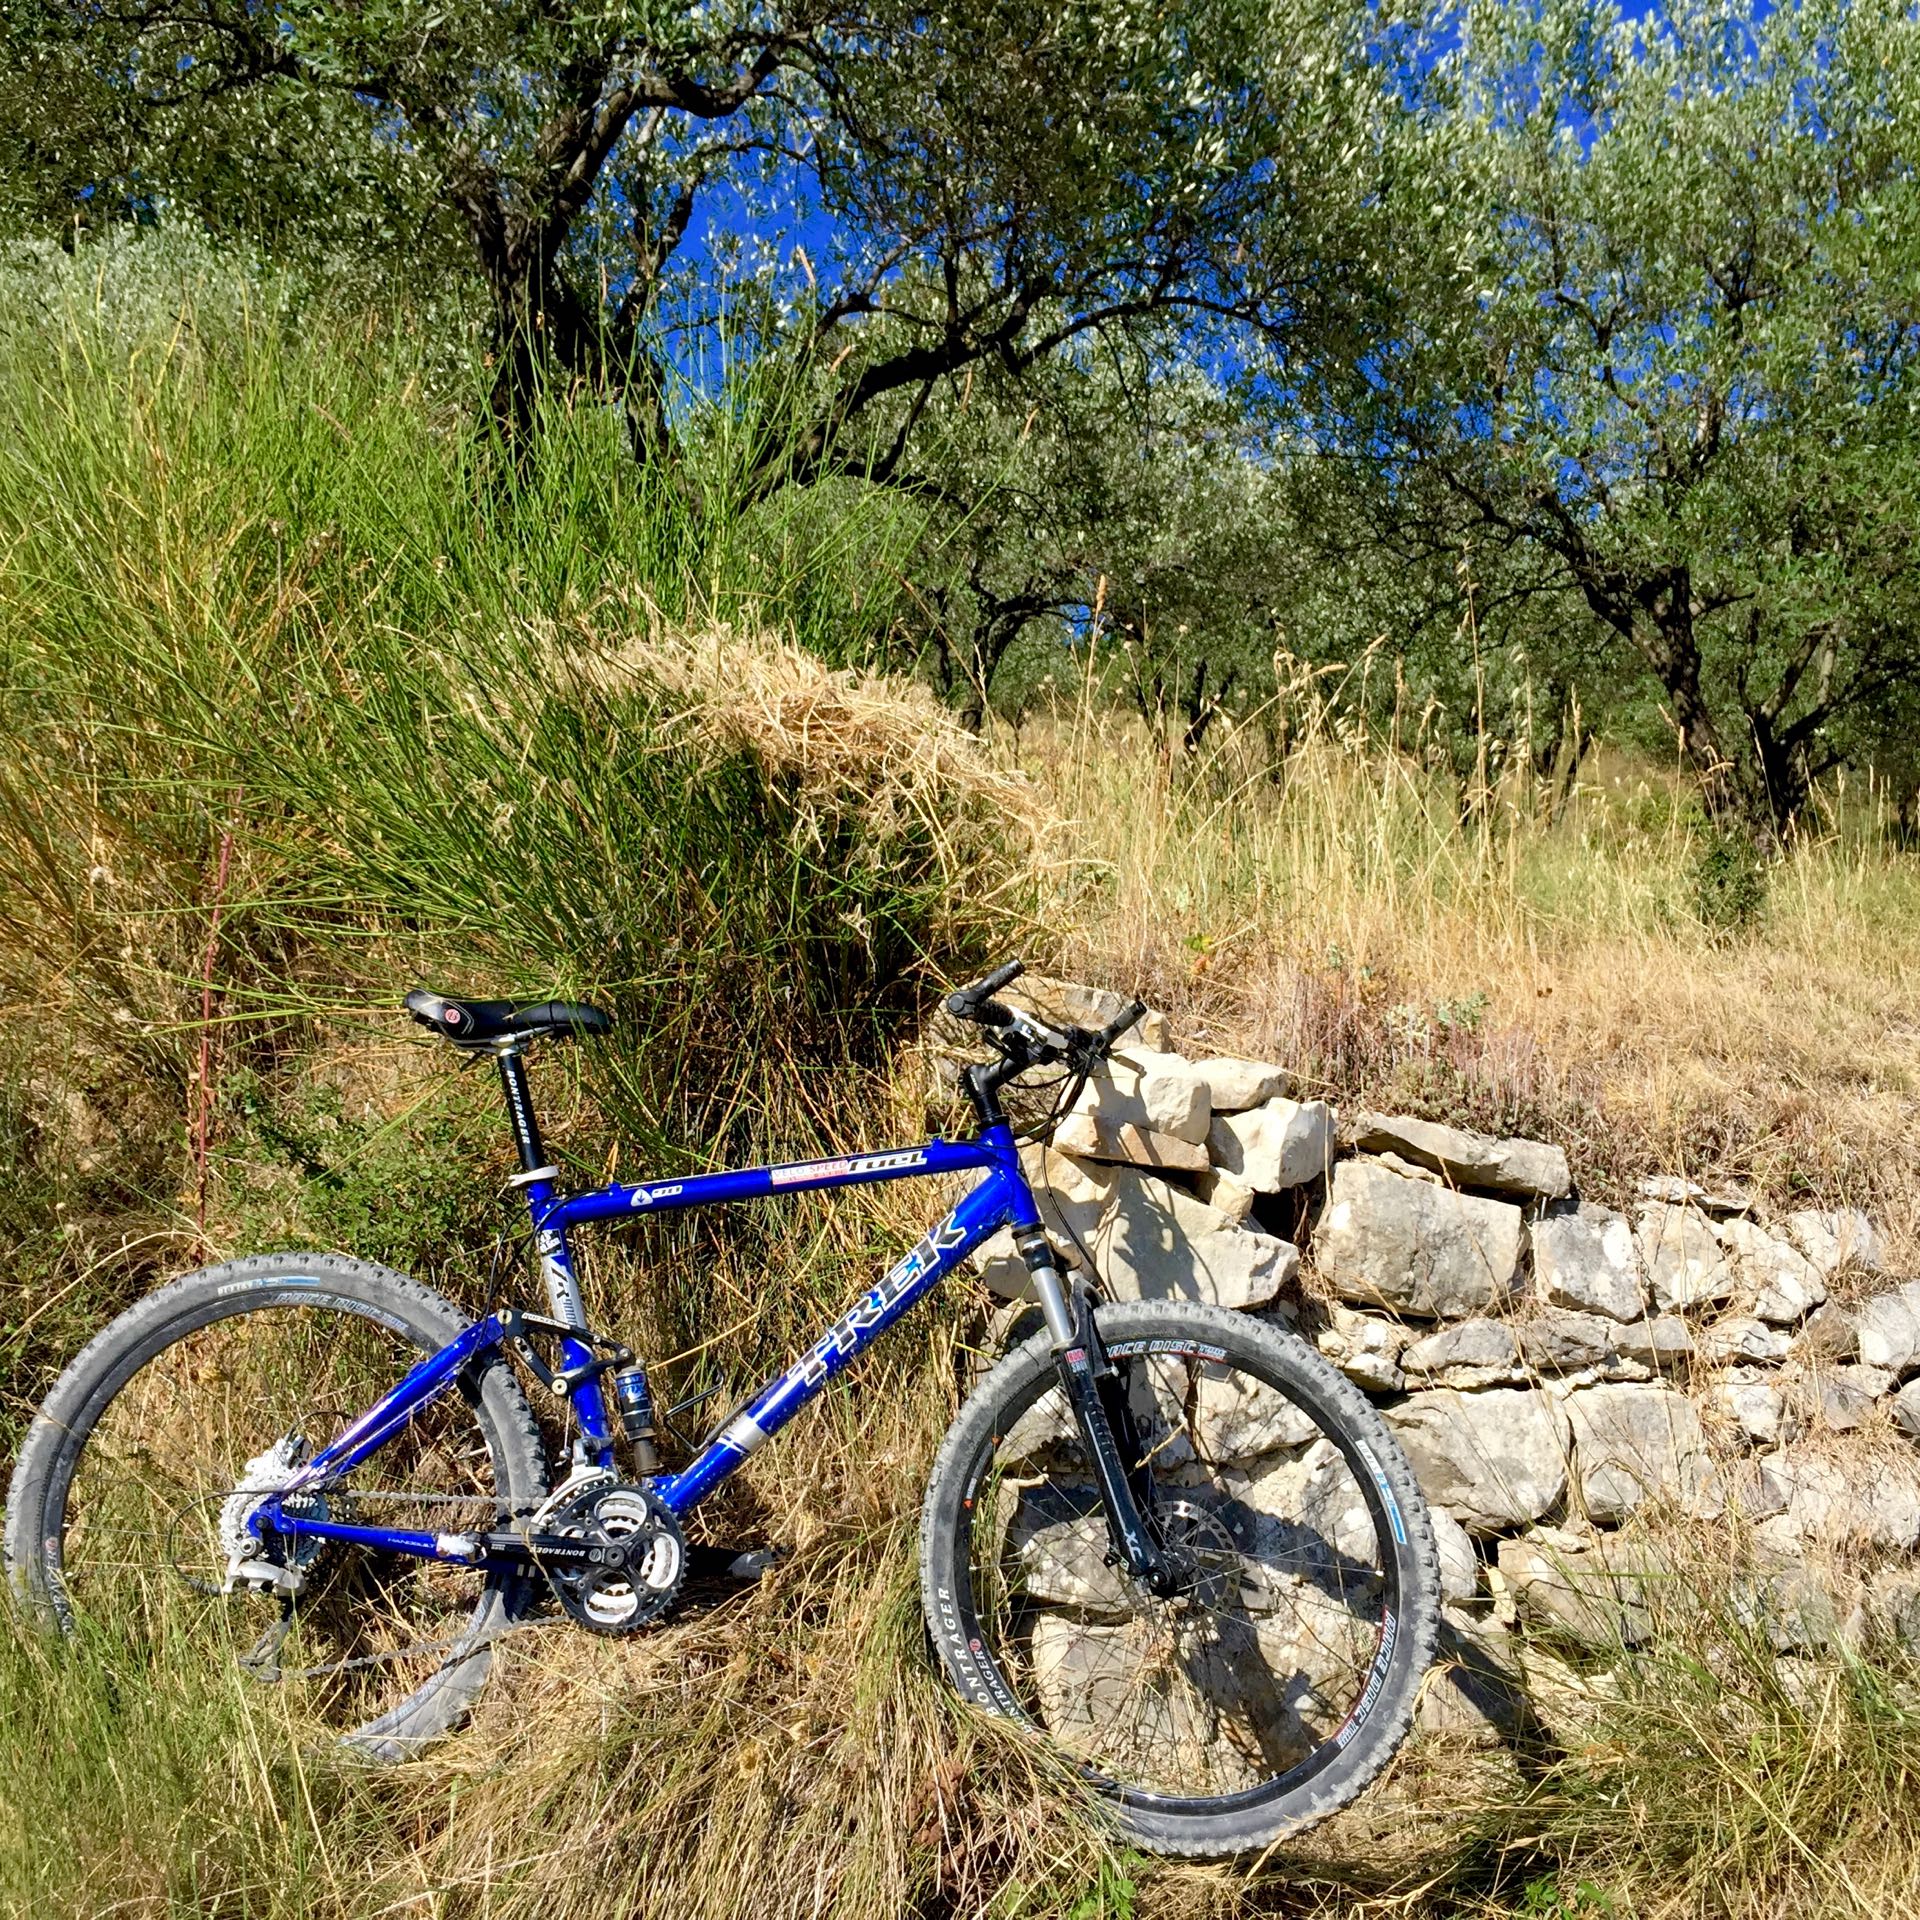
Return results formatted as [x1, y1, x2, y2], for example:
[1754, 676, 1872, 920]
[404, 988, 612, 1047]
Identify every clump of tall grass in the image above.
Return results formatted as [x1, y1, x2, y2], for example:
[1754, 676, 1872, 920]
[0, 235, 1026, 1440]
[1454, 1527, 1920, 1920]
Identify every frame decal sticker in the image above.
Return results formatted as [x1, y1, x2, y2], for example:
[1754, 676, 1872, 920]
[770, 1149, 929, 1186]
[626, 1182, 684, 1208]
[795, 1214, 967, 1386]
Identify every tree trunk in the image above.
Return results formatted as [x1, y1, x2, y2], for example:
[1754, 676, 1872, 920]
[1579, 563, 1778, 834]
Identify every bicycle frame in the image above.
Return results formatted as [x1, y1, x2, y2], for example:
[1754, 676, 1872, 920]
[261, 1121, 1044, 1567]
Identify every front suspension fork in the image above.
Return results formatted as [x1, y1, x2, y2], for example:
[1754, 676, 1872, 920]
[1020, 1231, 1174, 1596]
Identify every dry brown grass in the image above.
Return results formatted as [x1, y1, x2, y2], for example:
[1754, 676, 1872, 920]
[1012, 706, 1920, 1268]
[8, 633, 1920, 1920]
[564, 615, 1048, 849]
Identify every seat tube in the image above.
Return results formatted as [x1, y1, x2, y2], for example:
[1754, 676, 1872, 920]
[496, 1047, 610, 1455]
[496, 1046, 585, 1326]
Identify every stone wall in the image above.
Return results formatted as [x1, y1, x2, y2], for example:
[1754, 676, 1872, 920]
[952, 977, 1920, 1740]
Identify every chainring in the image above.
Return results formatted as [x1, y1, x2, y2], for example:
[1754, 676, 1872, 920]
[540, 1480, 686, 1636]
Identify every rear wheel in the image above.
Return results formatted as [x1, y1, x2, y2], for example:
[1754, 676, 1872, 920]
[5, 1252, 549, 1757]
[920, 1298, 1440, 1858]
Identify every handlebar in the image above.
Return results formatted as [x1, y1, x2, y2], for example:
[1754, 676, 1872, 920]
[945, 960, 1146, 1065]
[944, 960, 1024, 1022]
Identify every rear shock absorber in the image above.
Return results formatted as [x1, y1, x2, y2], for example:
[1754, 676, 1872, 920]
[608, 1363, 661, 1474]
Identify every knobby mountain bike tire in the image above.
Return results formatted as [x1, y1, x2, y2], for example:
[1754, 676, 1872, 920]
[919, 1298, 1441, 1858]
[4, 1252, 548, 1756]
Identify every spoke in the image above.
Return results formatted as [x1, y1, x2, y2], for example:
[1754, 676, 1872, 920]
[967, 1348, 1391, 1803]
[52, 1302, 510, 1734]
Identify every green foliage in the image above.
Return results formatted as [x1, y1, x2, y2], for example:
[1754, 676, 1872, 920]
[220, 1067, 501, 1284]
[1300, 0, 1920, 831]
[0, 244, 1016, 1409]
[0, 0, 1394, 497]
[1691, 823, 1770, 934]
[1517, 1874, 1615, 1918]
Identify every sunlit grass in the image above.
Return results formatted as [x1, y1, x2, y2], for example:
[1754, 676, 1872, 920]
[5, 238, 1920, 1920]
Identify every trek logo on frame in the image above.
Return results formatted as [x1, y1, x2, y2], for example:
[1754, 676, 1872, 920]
[795, 1210, 967, 1386]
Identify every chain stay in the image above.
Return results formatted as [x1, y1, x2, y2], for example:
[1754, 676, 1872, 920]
[230, 1485, 561, 1686]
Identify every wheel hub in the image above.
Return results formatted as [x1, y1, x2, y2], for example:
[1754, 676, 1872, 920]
[218, 1434, 332, 1595]
[1145, 1497, 1240, 1612]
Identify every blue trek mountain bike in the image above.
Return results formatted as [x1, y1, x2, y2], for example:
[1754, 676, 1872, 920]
[5, 962, 1439, 1858]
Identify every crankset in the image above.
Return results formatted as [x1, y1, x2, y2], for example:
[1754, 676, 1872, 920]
[534, 1476, 686, 1635]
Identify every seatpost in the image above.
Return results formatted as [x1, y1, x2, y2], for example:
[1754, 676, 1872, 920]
[492, 1042, 621, 1464]
[495, 1046, 550, 1176]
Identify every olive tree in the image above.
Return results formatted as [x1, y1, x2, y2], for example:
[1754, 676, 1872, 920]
[1302, 0, 1920, 831]
[5, 0, 1395, 488]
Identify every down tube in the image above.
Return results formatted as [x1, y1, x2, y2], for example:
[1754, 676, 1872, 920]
[650, 1166, 1022, 1517]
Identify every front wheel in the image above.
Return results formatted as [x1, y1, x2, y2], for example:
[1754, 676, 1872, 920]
[920, 1298, 1440, 1858]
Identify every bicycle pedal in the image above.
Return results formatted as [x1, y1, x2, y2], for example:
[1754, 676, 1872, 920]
[685, 1543, 781, 1583]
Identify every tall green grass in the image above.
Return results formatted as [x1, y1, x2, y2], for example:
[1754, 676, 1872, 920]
[0, 229, 1019, 1416]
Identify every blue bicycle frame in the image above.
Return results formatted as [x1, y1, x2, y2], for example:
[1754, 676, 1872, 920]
[260, 1119, 1045, 1566]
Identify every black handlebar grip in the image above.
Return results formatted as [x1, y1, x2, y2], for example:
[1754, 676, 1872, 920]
[944, 958, 1024, 1019]
[1097, 1000, 1149, 1049]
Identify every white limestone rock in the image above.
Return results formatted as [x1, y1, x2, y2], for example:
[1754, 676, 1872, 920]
[1051, 1110, 1210, 1172]
[1314, 1305, 1409, 1393]
[1496, 1531, 1662, 1647]
[1765, 1447, 1920, 1551]
[1853, 1278, 1920, 1377]
[1611, 1312, 1696, 1371]
[1699, 1315, 1792, 1365]
[1386, 1387, 1571, 1534]
[1786, 1208, 1882, 1278]
[1402, 1317, 1521, 1381]
[1348, 1111, 1571, 1199]
[1793, 1302, 1860, 1362]
[1190, 1361, 1321, 1463]
[1533, 1203, 1645, 1322]
[1206, 1098, 1334, 1191]
[1784, 1362, 1889, 1434]
[1638, 1174, 1754, 1216]
[1431, 1507, 1482, 1605]
[1095, 1169, 1299, 1310]
[1314, 1158, 1525, 1320]
[1718, 1216, 1827, 1325]
[1714, 1372, 1785, 1447]
[1519, 1308, 1624, 1373]
[1194, 1168, 1259, 1224]
[1892, 1378, 1920, 1441]
[971, 1147, 1114, 1294]
[1723, 1451, 1793, 1520]
[1565, 1383, 1722, 1524]
[1731, 1565, 1862, 1654]
[1064, 1054, 1210, 1144]
[1637, 1203, 1737, 1312]
[1866, 1569, 1920, 1655]
[1194, 1056, 1292, 1113]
